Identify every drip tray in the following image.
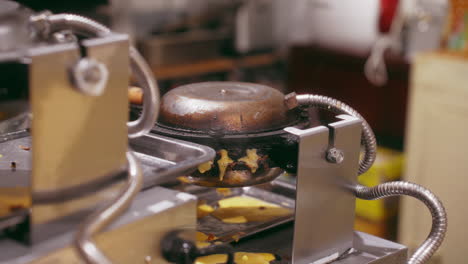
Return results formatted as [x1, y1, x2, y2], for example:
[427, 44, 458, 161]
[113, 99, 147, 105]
[170, 180, 296, 243]
[129, 133, 216, 188]
[0, 132, 216, 231]
[0, 132, 216, 190]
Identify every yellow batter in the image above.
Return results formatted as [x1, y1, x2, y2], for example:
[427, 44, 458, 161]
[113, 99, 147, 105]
[195, 252, 275, 264]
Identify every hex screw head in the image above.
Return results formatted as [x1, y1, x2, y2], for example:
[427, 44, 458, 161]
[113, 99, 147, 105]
[71, 58, 108, 96]
[52, 30, 77, 43]
[326, 148, 344, 164]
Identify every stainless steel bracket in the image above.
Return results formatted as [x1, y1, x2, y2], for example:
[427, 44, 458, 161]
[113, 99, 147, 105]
[1, 33, 132, 243]
[285, 115, 362, 264]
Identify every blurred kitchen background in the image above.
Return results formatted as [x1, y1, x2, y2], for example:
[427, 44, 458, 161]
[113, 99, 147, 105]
[15, 0, 468, 263]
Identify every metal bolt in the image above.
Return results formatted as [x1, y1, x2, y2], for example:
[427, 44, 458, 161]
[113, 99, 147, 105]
[326, 148, 344, 164]
[52, 30, 77, 43]
[71, 58, 109, 96]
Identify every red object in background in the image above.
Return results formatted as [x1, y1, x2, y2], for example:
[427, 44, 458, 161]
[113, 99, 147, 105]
[380, 0, 399, 33]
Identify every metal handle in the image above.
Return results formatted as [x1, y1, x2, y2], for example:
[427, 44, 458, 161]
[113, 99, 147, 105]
[29, 12, 159, 138]
[74, 151, 143, 264]
[127, 47, 159, 138]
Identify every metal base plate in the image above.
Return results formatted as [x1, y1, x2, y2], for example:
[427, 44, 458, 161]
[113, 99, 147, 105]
[232, 225, 407, 264]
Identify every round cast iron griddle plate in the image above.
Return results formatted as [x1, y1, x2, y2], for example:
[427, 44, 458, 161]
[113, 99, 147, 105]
[151, 123, 300, 188]
[159, 82, 295, 134]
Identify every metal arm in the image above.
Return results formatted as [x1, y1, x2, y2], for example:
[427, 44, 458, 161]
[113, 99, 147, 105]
[74, 151, 143, 264]
[29, 12, 159, 138]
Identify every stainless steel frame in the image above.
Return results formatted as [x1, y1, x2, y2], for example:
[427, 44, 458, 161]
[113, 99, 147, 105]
[29, 12, 160, 139]
[285, 115, 362, 264]
[26, 35, 130, 241]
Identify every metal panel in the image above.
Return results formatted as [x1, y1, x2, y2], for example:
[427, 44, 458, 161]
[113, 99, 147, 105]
[328, 114, 363, 255]
[0, 131, 216, 235]
[285, 115, 362, 264]
[335, 232, 407, 264]
[130, 133, 216, 188]
[0, 187, 197, 264]
[28, 35, 129, 226]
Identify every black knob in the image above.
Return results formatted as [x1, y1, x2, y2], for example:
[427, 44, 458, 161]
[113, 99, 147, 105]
[161, 230, 234, 264]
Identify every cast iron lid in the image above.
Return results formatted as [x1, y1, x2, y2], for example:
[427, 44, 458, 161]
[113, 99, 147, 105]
[159, 82, 296, 134]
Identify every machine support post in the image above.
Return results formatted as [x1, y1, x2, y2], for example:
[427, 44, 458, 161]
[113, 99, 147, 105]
[285, 115, 362, 264]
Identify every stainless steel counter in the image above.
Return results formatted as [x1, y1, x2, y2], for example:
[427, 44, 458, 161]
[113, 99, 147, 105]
[233, 224, 407, 264]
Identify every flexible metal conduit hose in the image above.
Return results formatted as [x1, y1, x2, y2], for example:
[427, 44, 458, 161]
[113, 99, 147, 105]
[297, 94, 447, 264]
[74, 151, 143, 264]
[296, 94, 376, 175]
[33, 13, 159, 138]
[354, 182, 447, 264]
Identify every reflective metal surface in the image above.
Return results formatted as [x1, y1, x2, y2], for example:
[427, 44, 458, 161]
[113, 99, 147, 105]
[0, 101, 29, 134]
[74, 151, 143, 264]
[0, 187, 197, 264]
[130, 133, 216, 188]
[28, 35, 129, 228]
[29, 12, 160, 138]
[159, 82, 296, 134]
[151, 122, 297, 187]
[127, 46, 160, 138]
[285, 115, 362, 264]
[0, 131, 31, 226]
[154, 82, 303, 187]
[0, 131, 215, 231]
[295, 94, 376, 176]
[233, 228, 407, 264]
[0, 0, 31, 53]
[354, 182, 447, 264]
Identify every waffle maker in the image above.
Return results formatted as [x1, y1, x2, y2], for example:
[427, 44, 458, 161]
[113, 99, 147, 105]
[153, 82, 303, 187]
[0, 2, 447, 264]
[145, 80, 446, 264]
